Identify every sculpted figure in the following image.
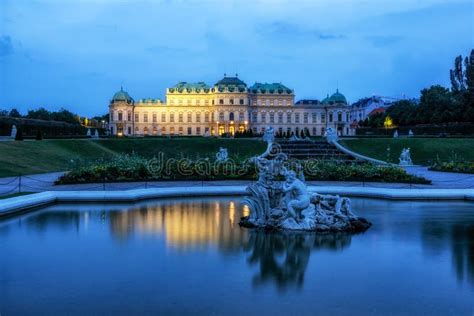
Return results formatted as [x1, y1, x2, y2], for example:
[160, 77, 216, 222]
[216, 147, 228, 161]
[283, 170, 311, 221]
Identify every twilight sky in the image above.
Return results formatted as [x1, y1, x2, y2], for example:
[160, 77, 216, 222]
[0, 0, 473, 116]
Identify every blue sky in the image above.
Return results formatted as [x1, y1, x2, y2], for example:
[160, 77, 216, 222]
[0, 0, 473, 116]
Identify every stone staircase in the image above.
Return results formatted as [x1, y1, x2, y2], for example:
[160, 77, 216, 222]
[276, 139, 356, 162]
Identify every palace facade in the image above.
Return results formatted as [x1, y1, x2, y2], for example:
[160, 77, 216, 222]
[108, 75, 355, 137]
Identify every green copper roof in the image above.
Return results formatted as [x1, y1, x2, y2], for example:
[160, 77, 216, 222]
[112, 87, 133, 102]
[169, 81, 211, 93]
[249, 82, 293, 94]
[214, 75, 247, 87]
[321, 94, 330, 104]
[328, 89, 347, 104]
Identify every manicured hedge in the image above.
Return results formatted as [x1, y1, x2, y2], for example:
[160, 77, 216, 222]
[56, 154, 430, 184]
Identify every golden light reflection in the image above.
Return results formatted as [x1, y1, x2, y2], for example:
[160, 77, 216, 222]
[243, 205, 250, 217]
[109, 200, 248, 250]
[229, 201, 235, 226]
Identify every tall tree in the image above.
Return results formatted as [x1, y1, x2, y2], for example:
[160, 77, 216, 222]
[450, 55, 466, 93]
[9, 108, 21, 117]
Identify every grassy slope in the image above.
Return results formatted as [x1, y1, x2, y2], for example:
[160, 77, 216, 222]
[0, 138, 265, 177]
[340, 138, 474, 165]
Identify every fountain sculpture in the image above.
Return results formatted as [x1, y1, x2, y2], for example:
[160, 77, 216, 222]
[216, 147, 229, 161]
[240, 127, 371, 233]
[399, 148, 413, 166]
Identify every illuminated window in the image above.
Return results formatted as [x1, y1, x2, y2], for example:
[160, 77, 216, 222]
[270, 99, 274, 106]
[170, 127, 174, 135]
[161, 126, 166, 135]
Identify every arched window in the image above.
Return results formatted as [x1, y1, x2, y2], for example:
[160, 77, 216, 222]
[229, 112, 235, 121]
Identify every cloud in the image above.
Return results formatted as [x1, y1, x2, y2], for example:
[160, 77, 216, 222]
[0, 36, 14, 57]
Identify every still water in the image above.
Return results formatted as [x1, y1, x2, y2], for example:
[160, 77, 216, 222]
[1, 197, 473, 315]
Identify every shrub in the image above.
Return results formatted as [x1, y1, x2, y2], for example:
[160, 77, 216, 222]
[36, 130, 43, 140]
[56, 154, 430, 185]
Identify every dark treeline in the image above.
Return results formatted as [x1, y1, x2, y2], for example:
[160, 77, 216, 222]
[360, 49, 474, 128]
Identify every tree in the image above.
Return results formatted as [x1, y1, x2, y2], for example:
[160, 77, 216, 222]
[36, 129, 43, 140]
[9, 108, 21, 117]
[417, 85, 456, 124]
[450, 55, 466, 93]
[27, 107, 51, 121]
[15, 128, 23, 141]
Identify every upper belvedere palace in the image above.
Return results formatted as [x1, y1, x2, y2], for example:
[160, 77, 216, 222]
[108, 75, 355, 137]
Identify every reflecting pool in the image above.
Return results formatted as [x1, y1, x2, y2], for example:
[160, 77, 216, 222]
[1, 198, 473, 315]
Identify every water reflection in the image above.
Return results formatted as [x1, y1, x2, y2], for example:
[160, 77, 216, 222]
[243, 231, 352, 290]
[1, 198, 473, 289]
[108, 199, 248, 251]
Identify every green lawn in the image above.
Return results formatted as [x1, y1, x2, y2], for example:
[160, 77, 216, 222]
[340, 138, 474, 165]
[0, 138, 265, 177]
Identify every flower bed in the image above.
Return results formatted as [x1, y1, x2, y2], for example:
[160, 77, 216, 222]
[56, 154, 430, 184]
[429, 161, 474, 174]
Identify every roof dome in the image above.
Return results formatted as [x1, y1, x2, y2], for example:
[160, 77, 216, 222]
[329, 89, 347, 104]
[321, 94, 330, 105]
[112, 87, 133, 103]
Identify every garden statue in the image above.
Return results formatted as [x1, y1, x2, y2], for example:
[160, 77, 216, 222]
[399, 148, 413, 166]
[240, 131, 371, 233]
[215, 147, 229, 161]
[86, 128, 91, 137]
[408, 129, 414, 137]
[258, 126, 276, 159]
[325, 127, 338, 143]
[10, 125, 17, 139]
[204, 130, 210, 137]
[93, 129, 99, 138]
[393, 130, 399, 138]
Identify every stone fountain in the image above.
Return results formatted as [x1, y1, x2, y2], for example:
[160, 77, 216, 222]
[239, 127, 371, 233]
